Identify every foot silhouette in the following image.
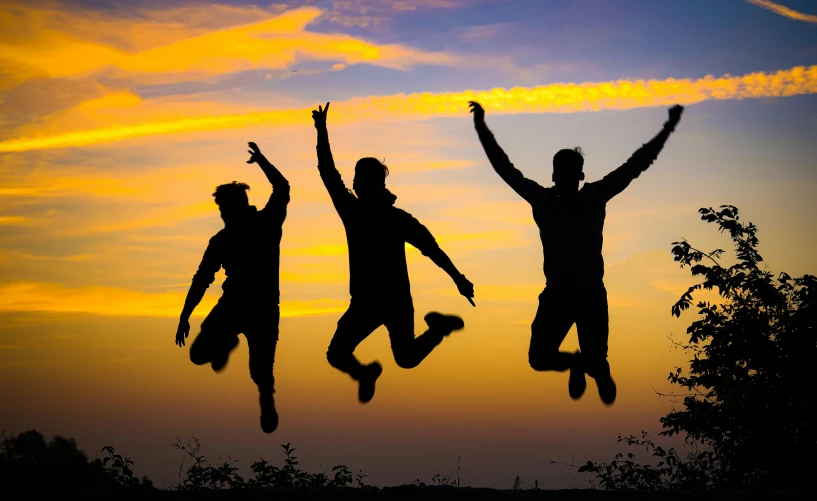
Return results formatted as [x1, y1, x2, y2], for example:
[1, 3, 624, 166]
[211, 336, 239, 373]
[424, 312, 464, 336]
[596, 371, 617, 406]
[568, 351, 586, 400]
[358, 362, 383, 404]
[260, 394, 278, 433]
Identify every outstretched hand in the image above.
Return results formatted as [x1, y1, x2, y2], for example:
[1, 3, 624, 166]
[312, 102, 330, 128]
[468, 101, 485, 125]
[667, 105, 684, 129]
[246, 141, 264, 164]
[175, 318, 190, 347]
[456, 274, 476, 307]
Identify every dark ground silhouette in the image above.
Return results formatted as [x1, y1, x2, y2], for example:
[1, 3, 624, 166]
[174, 142, 289, 434]
[469, 101, 684, 406]
[2, 428, 810, 499]
[312, 102, 475, 404]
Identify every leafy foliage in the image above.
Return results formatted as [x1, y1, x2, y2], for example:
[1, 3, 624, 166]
[0, 429, 150, 493]
[576, 432, 719, 490]
[664, 205, 816, 487]
[171, 435, 362, 491]
[577, 205, 817, 490]
[101, 445, 148, 488]
[172, 436, 245, 490]
[247, 442, 351, 488]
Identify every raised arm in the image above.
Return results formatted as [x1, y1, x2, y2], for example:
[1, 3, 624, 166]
[402, 211, 475, 306]
[594, 105, 684, 202]
[247, 142, 290, 223]
[312, 102, 354, 214]
[176, 238, 221, 347]
[469, 101, 545, 204]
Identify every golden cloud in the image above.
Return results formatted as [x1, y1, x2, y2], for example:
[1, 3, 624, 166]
[0, 4, 461, 89]
[2, 64, 815, 153]
[747, 0, 817, 24]
[0, 281, 346, 318]
[0, 216, 32, 225]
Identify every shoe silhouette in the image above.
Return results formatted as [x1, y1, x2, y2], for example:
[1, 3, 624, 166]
[568, 351, 586, 400]
[358, 362, 383, 404]
[595, 370, 617, 406]
[312, 102, 475, 403]
[469, 101, 683, 406]
[260, 394, 278, 433]
[424, 312, 465, 336]
[176, 141, 290, 433]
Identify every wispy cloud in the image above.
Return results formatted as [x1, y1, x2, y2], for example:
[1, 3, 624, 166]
[321, 0, 476, 27]
[0, 5, 461, 86]
[0, 216, 33, 225]
[0, 281, 346, 318]
[2, 64, 815, 152]
[747, 0, 817, 24]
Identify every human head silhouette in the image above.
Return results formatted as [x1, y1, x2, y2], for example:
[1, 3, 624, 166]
[213, 181, 251, 225]
[552, 147, 585, 194]
[353, 157, 389, 200]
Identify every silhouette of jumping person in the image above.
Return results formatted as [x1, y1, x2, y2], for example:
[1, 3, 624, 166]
[469, 101, 684, 405]
[175, 142, 289, 433]
[312, 102, 475, 403]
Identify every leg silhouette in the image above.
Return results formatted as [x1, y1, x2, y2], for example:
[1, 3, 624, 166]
[576, 285, 616, 405]
[327, 300, 464, 403]
[528, 287, 586, 399]
[386, 307, 463, 369]
[189, 300, 240, 373]
[326, 301, 384, 403]
[245, 307, 279, 433]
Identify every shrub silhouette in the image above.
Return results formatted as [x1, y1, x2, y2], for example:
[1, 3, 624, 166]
[172, 435, 244, 490]
[578, 205, 816, 489]
[0, 429, 150, 494]
[171, 435, 361, 490]
[576, 431, 719, 490]
[246, 442, 352, 488]
[0, 429, 360, 494]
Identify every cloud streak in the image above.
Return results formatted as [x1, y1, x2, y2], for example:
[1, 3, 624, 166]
[0, 4, 466, 89]
[0, 281, 347, 318]
[2, 65, 816, 152]
[747, 0, 817, 24]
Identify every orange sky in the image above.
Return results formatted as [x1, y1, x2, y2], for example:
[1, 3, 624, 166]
[1, 0, 816, 489]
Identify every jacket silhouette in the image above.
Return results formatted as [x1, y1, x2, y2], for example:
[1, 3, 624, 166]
[470, 101, 684, 406]
[175, 142, 289, 433]
[313, 102, 475, 404]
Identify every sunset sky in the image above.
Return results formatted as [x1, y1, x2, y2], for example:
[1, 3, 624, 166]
[1, 0, 816, 489]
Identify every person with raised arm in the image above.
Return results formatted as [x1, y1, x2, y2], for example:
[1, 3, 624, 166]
[313, 102, 475, 403]
[175, 141, 289, 433]
[468, 101, 684, 405]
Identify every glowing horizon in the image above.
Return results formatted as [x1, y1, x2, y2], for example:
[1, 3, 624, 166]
[2, 0, 816, 490]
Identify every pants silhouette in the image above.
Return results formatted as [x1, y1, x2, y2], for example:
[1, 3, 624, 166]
[326, 298, 446, 379]
[529, 285, 610, 378]
[189, 296, 278, 395]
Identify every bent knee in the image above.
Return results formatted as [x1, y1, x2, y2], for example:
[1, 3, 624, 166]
[529, 352, 563, 372]
[326, 348, 349, 367]
[393, 354, 420, 370]
[528, 354, 548, 372]
[189, 346, 210, 366]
